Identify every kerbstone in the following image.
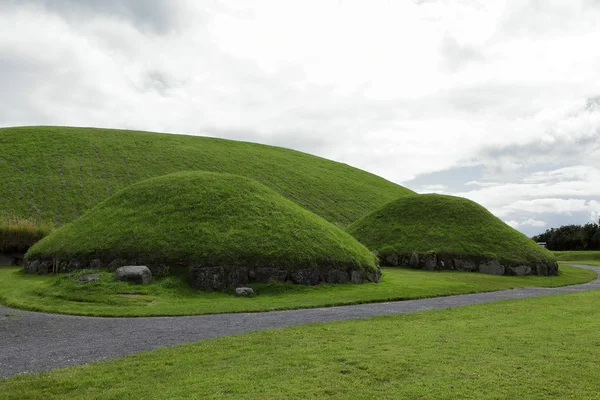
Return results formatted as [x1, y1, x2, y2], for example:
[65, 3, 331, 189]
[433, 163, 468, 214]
[235, 287, 255, 297]
[479, 260, 505, 276]
[115, 266, 152, 285]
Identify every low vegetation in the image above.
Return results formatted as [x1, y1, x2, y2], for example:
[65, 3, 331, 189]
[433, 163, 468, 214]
[3, 289, 600, 399]
[553, 250, 600, 266]
[25, 172, 377, 283]
[533, 220, 600, 250]
[347, 194, 557, 267]
[0, 126, 413, 230]
[0, 217, 52, 253]
[0, 265, 593, 317]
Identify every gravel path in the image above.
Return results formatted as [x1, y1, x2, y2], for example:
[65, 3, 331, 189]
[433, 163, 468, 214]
[1, 264, 599, 379]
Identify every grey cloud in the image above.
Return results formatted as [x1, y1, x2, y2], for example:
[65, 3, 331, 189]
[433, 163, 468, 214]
[585, 0, 600, 8]
[145, 71, 172, 96]
[413, 0, 441, 5]
[436, 82, 563, 116]
[438, 35, 485, 72]
[0, 43, 115, 127]
[13, 0, 182, 33]
[201, 126, 332, 156]
[196, 126, 264, 143]
[587, 95, 600, 109]
[138, 70, 186, 96]
[0, 53, 49, 124]
[482, 134, 599, 164]
[496, 0, 600, 38]
[405, 165, 485, 193]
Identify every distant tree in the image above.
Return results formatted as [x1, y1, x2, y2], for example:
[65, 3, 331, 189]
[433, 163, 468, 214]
[532, 221, 600, 251]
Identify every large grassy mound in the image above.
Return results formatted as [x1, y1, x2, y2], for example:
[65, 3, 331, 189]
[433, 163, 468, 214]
[24, 172, 379, 289]
[0, 126, 413, 232]
[347, 194, 558, 276]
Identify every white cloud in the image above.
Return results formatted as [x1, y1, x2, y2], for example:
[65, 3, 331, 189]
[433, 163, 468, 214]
[505, 218, 547, 229]
[417, 184, 448, 193]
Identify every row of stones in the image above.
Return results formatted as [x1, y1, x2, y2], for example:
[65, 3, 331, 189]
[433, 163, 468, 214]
[80, 266, 256, 296]
[23, 258, 381, 291]
[188, 265, 381, 291]
[24, 258, 151, 275]
[381, 252, 559, 276]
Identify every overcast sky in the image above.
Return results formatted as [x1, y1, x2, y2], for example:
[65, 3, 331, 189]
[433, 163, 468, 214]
[1, 0, 599, 236]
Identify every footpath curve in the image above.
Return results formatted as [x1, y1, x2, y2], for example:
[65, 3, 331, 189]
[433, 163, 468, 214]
[1, 264, 599, 379]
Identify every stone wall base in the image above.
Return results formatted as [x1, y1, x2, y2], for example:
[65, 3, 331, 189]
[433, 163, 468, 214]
[188, 265, 381, 291]
[380, 252, 559, 276]
[22, 257, 381, 291]
[0, 253, 25, 266]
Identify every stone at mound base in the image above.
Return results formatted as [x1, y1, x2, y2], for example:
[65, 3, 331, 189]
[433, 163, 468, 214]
[188, 265, 378, 291]
[235, 287, 255, 297]
[479, 260, 505, 275]
[380, 252, 558, 276]
[115, 266, 152, 285]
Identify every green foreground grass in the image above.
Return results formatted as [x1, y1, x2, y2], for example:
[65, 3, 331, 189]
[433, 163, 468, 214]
[553, 250, 600, 266]
[3, 289, 600, 399]
[0, 264, 594, 317]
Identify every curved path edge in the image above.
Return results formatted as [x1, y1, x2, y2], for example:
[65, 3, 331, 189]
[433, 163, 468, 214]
[1, 264, 599, 379]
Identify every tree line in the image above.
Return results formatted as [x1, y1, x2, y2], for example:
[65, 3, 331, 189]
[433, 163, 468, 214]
[532, 220, 600, 251]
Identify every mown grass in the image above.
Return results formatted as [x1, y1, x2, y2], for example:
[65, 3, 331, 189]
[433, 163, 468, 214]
[26, 172, 377, 272]
[3, 289, 600, 399]
[553, 250, 600, 266]
[0, 217, 52, 253]
[0, 126, 412, 231]
[0, 265, 593, 317]
[347, 194, 556, 265]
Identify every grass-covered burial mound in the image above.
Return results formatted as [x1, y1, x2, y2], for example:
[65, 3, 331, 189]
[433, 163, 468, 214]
[24, 172, 380, 290]
[0, 126, 413, 231]
[346, 194, 558, 276]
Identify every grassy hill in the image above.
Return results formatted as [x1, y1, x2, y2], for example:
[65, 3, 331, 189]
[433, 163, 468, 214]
[25, 172, 378, 288]
[0, 126, 413, 232]
[347, 194, 557, 274]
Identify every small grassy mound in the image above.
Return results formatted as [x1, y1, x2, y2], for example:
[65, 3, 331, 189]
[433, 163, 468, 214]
[25, 172, 378, 289]
[347, 194, 557, 275]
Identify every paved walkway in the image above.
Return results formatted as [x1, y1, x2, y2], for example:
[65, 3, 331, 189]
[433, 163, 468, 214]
[1, 264, 599, 379]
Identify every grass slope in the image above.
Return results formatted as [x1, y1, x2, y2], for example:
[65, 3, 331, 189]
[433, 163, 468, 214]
[554, 250, 600, 266]
[0, 265, 593, 316]
[25, 172, 377, 273]
[3, 290, 600, 399]
[347, 194, 556, 266]
[0, 126, 412, 230]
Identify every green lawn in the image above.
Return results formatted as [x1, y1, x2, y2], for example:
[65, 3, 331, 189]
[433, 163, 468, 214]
[553, 250, 600, 266]
[3, 289, 600, 399]
[0, 264, 594, 317]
